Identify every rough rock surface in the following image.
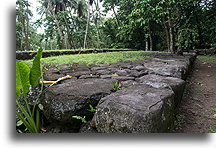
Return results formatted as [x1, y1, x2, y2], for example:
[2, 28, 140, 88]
[144, 58, 189, 80]
[136, 74, 186, 108]
[39, 79, 114, 131]
[93, 84, 175, 133]
[26, 52, 196, 133]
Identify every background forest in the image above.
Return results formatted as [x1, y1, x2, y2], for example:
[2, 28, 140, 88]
[16, 0, 215, 53]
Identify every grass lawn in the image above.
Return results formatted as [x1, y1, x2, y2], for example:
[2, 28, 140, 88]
[197, 56, 216, 64]
[25, 51, 160, 67]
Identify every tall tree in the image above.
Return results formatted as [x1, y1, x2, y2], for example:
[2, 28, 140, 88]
[16, 0, 32, 51]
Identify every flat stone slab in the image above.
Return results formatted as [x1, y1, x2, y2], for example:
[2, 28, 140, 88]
[93, 84, 175, 133]
[144, 57, 189, 79]
[39, 79, 114, 131]
[136, 74, 185, 108]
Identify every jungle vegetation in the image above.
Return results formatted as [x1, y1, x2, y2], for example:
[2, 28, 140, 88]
[16, 0, 215, 54]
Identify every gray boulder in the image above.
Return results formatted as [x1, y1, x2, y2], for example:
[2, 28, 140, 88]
[93, 84, 175, 133]
[144, 58, 189, 79]
[136, 74, 185, 108]
[39, 79, 114, 131]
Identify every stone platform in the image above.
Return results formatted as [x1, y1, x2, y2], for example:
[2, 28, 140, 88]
[35, 53, 196, 133]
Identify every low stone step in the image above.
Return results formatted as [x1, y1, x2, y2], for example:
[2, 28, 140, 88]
[93, 84, 175, 133]
[39, 79, 114, 131]
[136, 74, 185, 108]
[144, 58, 189, 80]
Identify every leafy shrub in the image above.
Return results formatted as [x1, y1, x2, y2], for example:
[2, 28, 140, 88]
[16, 48, 43, 133]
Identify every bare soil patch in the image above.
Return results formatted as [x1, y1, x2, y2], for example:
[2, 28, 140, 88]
[172, 57, 216, 133]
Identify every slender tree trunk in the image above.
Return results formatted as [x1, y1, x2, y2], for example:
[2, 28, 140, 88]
[63, 15, 77, 49]
[162, 17, 170, 52]
[149, 35, 153, 51]
[20, 6, 25, 50]
[84, 3, 90, 49]
[167, 14, 175, 53]
[93, 0, 101, 49]
[25, 9, 29, 50]
[47, 0, 65, 49]
[165, 27, 170, 52]
[112, 6, 120, 26]
[145, 38, 149, 51]
[64, 34, 68, 49]
[68, 6, 81, 48]
[50, 39, 53, 50]
[21, 23, 24, 50]
[148, 27, 153, 51]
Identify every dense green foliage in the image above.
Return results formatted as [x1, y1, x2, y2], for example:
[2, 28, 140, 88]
[16, 0, 215, 53]
[16, 48, 43, 133]
[102, 0, 215, 53]
[16, 0, 43, 50]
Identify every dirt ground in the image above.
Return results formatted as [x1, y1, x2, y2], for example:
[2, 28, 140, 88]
[172, 57, 216, 133]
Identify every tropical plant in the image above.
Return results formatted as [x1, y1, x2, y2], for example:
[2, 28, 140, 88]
[16, 48, 43, 133]
[72, 115, 87, 123]
[88, 104, 96, 113]
[112, 81, 126, 92]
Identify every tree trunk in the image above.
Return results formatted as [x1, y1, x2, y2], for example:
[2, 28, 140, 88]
[145, 38, 149, 51]
[84, 3, 90, 49]
[112, 6, 120, 26]
[162, 17, 170, 52]
[25, 9, 29, 50]
[148, 27, 153, 51]
[20, 6, 25, 50]
[167, 14, 175, 53]
[94, 0, 101, 49]
[63, 15, 77, 49]
[47, 0, 65, 49]
[50, 39, 53, 50]
[149, 35, 153, 51]
[68, 6, 80, 48]
[176, 31, 183, 55]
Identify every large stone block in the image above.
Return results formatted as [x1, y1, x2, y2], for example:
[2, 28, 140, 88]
[136, 74, 185, 108]
[93, 84, 175, 133]
[144, 58, 189, 79]
[39, 79, 114, 131]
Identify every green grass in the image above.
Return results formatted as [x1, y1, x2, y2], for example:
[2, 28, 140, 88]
[209, 128, 216, 133]
[26, 51, 155, 67]
[198, 56, 216, 64]
[209, 108, 216, 112]
[202, 115, 213, 120]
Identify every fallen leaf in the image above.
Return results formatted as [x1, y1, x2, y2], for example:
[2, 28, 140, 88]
[113, 73, 119, 76]
[202, 62, 209, 64]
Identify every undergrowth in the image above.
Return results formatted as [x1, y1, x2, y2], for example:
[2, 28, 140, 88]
[16, 48, 43, 133]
